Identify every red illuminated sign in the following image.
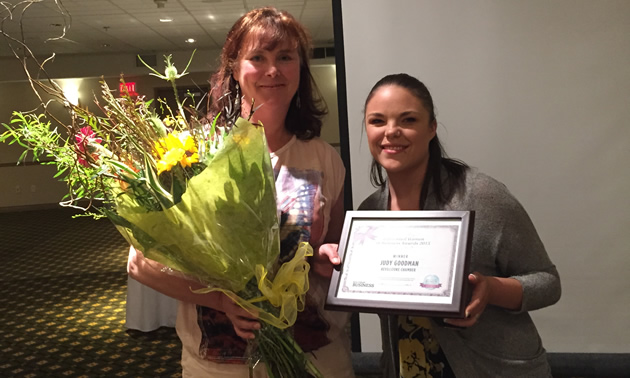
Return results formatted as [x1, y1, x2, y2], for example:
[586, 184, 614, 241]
[119, 82, 138, 97]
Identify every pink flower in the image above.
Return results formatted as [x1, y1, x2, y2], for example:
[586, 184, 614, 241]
[75, 127, 102, 167]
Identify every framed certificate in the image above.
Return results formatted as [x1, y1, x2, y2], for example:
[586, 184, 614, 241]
[325, 210, 474, 318]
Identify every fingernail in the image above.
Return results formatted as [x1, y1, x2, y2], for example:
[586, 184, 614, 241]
[332, 257, 340, 264]
[465, 310, 470, 318]
[443, 318, 453, 324]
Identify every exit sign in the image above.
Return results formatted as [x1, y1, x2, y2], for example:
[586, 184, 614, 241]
[119, 82, 138, 97]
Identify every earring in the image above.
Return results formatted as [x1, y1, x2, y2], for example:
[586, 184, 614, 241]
[232, 77, 240, 96]
[234, 81, 241, 104]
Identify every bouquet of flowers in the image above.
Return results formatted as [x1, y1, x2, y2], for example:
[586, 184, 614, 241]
[1, 11, 321, 376]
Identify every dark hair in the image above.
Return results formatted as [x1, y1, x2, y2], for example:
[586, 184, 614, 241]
[365, 73, 468, 207]
[209, 7, 326, 140]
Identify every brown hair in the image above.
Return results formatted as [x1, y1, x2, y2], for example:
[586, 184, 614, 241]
[365, 73, 468, 206]
[209, 7, 326, 140]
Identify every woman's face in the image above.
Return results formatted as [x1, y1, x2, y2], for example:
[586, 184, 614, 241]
[234, 40, 301, 112]
[365, 85, 437, 177]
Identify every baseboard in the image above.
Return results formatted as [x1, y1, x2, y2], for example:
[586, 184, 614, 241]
[351, 352, 630, 377]
[548, 352, 630, 377]
[0, 203, 62, 213]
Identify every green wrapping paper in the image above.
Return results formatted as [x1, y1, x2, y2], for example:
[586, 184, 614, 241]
[112, 118, 279, 294]
[0, 39, 322, 374]
[109, 118, 322, 376]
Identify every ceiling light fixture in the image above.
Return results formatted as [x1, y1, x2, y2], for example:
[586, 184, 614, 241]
[159, 17, 173, 22]
[185, 38, 196, 44]
[154, 0, 167, 9]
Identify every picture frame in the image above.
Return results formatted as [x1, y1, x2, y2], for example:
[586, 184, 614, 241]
[325, 210, 474, 318]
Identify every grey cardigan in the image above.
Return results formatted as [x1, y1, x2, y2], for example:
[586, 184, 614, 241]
[359, 168, 561, 378]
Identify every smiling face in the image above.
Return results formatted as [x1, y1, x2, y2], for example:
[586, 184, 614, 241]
[233, 39, 301, 115]
[365, 85, 437, 179]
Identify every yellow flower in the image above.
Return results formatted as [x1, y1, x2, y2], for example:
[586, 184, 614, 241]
[232, 134, 250, 145]
[399, 338, 428, 378]
[410, 317, 432, 329]
[153, 131, 199, 174]
[162, 115, 186, 128]
[163, 116, 175, 127]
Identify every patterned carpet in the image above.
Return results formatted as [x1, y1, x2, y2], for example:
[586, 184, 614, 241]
[1, 209, 623, 378]
[0, 208, 376, 378]
[0, 208, 182, 377]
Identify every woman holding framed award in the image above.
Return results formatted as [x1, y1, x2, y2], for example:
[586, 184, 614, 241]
[358, 73, 561, 377]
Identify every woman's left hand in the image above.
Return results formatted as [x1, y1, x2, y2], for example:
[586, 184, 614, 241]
[311, 243, 341, 278]
[443, 272, 490, 327]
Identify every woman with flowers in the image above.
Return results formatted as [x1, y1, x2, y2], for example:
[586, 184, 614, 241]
[358, 73, 561, 377]
[128, 6, 354, 378]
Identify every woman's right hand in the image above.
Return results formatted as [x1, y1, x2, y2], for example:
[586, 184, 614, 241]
[129, 246, 261, 339]
[218, 293, 261, 339]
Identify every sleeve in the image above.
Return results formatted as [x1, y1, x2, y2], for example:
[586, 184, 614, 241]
[471, 175, 561, 312]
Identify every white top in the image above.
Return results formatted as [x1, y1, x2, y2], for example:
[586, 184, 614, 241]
[176, 135, 350, 369]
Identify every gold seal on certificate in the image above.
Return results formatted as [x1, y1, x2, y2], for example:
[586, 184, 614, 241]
[325, 211, 474, 318]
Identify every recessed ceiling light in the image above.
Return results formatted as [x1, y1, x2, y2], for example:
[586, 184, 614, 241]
[207, 14, 216, 21]
[160, 17, 173, 22]
[185, 38, 196, 43]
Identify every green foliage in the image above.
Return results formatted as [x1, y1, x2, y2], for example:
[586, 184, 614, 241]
[0, 50, 227, 215]
[1, 112, 109, 208]
[0, 46, 320, 377]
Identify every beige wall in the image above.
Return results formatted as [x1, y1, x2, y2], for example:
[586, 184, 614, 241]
[340, 0, 630, 354]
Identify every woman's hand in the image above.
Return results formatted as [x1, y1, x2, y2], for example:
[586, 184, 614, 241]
[443, 272, 524, 327]
[311, 243, 341, 278]
[128, 246, 261, 339]
[218, 293, 261, 339]
[443, 272, 490, 327]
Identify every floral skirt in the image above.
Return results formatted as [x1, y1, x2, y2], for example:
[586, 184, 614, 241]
[398, 316, 455, 378]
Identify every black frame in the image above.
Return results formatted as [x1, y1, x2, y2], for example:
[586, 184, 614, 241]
[326, 210, 474, 318]
[331, 0, 364, 352]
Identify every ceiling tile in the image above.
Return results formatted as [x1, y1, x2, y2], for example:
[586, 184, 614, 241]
[0, 0, 334, 57]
